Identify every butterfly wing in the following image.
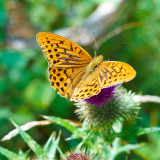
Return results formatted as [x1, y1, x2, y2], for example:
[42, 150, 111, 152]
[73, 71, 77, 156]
[71, 61, 136, 101]
[37, 32, 93, 68]
[48, 64, 86, 99]
[37, 32, 93, 99]
[71, 69, 101, 101]
[97, 61, 136, 88]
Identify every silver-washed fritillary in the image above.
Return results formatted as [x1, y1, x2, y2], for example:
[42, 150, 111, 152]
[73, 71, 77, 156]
[37, 32, 136, 101]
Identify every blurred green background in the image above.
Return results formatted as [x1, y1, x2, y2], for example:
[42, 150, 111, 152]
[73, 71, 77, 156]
[0, 0, 160, 159]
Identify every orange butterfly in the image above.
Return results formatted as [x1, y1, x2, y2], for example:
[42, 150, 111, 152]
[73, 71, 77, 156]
[37, 32, 136, 101]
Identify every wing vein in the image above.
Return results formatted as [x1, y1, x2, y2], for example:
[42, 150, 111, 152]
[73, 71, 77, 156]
[101, 69, 108, 79]
[104, 67, 112, 76]
[58, 57, 81, 61]
[58, 52, 80, 58]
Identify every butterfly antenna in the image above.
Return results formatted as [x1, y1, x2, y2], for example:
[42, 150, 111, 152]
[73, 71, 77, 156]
[93, 32, 100, 57]
[94, 50, 97, 58]
[106, 43, 126, 54]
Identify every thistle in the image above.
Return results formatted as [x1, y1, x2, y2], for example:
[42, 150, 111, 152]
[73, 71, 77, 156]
[84, 86, 116, 106]
[67, 152, 91, 160]
[75, 85, 140, 130]
[66, 149, 100, 160]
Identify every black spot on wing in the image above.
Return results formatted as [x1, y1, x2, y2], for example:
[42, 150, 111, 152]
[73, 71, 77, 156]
[70, 45, 73, 51]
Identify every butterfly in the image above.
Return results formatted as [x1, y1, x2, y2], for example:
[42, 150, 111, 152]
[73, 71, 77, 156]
[37, 32, 136, 101]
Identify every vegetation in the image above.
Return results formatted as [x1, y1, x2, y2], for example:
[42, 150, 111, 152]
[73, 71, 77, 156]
[0, 0, 160, 159]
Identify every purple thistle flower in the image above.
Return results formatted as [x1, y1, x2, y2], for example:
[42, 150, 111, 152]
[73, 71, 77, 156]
[84, 86, 116, 106]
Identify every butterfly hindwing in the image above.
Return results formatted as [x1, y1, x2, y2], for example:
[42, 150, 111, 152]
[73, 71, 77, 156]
[71, 69, 101, 101]
[37, 32, 92, 68]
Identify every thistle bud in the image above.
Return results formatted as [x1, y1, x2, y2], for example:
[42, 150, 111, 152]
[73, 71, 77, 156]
[65, 149, 100, 160]
[67, 152, 91, 160]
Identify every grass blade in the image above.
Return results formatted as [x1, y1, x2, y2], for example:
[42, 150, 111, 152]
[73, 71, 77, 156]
[137, 127, 160, 136]
[11, 120, 45, 158]
[42, 115, 79, 133]
[0, 146, 19, 159]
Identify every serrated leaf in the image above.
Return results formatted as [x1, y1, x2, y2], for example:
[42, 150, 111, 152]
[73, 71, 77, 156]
[118, 143, 143, 154]
[137, 127, 160, 136]
[0, 146, 19, 159]
[109, 143, 143, 160]
[42, 115, 79, 133]
[11, 120, 46, 158]
[116, 127, 160, 138]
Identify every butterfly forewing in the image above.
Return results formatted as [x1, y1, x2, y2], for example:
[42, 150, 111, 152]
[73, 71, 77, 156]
[98, 61, 136, 88]
[37, 32, 92, 68]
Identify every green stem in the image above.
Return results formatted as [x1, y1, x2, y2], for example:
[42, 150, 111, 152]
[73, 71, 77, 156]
[109, 122, 122, 160]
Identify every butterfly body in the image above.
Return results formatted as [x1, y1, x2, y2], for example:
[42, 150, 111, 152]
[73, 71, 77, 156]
[37, 32, 136, 101]
[86, 55, 103, 73]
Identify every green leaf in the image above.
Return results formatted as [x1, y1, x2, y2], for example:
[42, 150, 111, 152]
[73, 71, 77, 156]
[44, 132, 57, 158]
[11, 120, 46, 158]
[47, 132, 60, 158]
[42, 115, 79, 133]
[116, 127, 160, 138]
[18, 150, 30, 160]
[109, 143, 143, 160]
[77, 130, 93, 150]
[117, 143, 143, 154]
[0, 146, 19, 159]
[44, 131, 65, 159]
[137, 127, 160, 136]
[44, 132, 56, 152]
